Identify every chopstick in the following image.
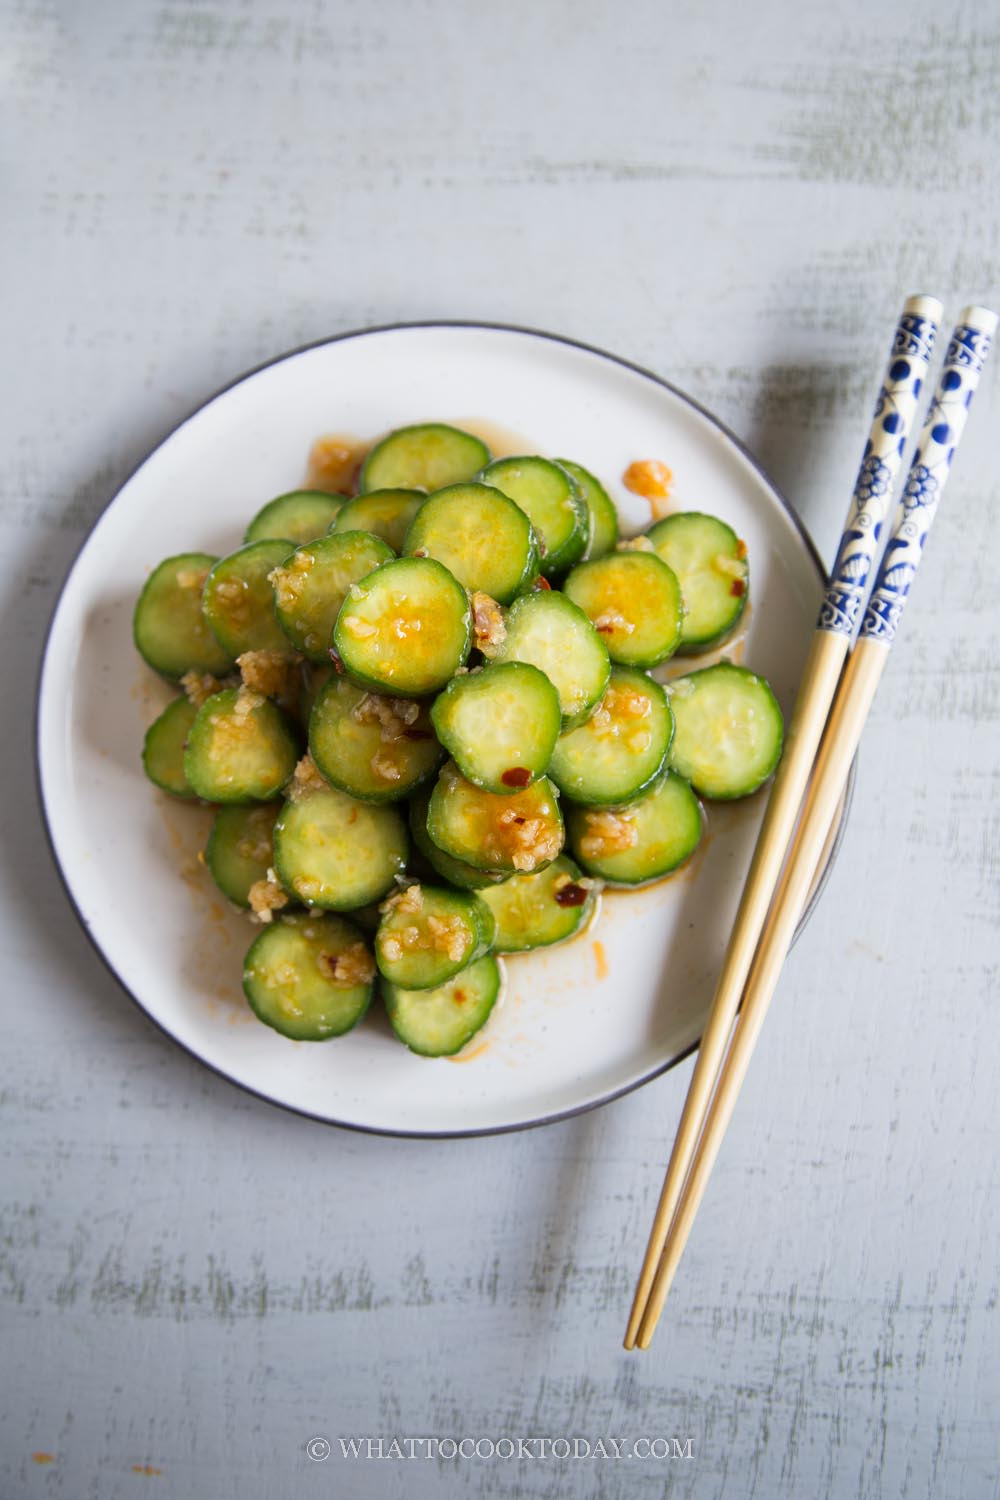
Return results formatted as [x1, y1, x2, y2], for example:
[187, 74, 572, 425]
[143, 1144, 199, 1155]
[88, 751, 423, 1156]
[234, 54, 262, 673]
[623, 293, 944, 1349]
[630, 304, 997, 1350]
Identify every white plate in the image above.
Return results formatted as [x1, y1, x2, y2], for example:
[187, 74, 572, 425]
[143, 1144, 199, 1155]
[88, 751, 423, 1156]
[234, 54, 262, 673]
[38, 323, 848, 1136]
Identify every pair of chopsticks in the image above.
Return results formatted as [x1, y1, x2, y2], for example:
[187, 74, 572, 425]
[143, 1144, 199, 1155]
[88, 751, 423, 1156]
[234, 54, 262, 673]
[624, 295, 998, 1351]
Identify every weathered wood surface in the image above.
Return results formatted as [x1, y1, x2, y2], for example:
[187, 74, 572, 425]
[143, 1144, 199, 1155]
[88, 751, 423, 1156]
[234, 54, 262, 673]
[2, 1, 998, 1495]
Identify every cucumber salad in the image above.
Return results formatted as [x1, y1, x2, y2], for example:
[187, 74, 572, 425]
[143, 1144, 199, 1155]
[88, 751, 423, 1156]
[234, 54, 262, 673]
[135, 421, 783, 1058]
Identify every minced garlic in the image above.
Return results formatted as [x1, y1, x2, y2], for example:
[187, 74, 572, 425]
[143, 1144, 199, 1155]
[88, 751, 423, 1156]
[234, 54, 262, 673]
[579, 809, 638, 859]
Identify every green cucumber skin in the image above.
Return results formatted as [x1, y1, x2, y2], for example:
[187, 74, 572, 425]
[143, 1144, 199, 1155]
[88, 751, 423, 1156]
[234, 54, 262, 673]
[361, 423, 490, 494]
[243, 914, 374, 1041]
[408, 791, 505, 891]
[133, 552, 234, 681]
[547, 667, 674, 808]
[333, 557, 472, 698]
[563, 552, 684, 669]
[382, 954, 502, 1057]
[555, 460, 620, 560]
[273, 786, 409, 911]
[244, 491, 345, 546]
[375, 885, 495, 990]
[567, 770, 704, 887]
[331, 489, 426, 554]
[402, 483, 540, 604]
[308, 676, 443, 804]
[142, 697, 199, 798]
[646, 512, 748, 652]
[430, 662, 561, 795]
[494, 590, 611, 728]
[425, 763, 565, 875]
[667, 662, 783, 800]
[478, 855, 597, 954]
[205, 802, 282, 907]
[478, 456, 589, 578]
[203, 539, 297, 658]
[183, 689, 299, 804]
[271, 531, 395, 664]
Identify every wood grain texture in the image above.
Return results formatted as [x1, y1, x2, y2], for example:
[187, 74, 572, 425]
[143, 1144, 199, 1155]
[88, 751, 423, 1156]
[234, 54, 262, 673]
[1, 0, 998, 1496]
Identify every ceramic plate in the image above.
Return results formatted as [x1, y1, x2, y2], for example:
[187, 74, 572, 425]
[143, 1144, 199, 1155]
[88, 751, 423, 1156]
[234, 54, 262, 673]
[38, 323, 849, 1136]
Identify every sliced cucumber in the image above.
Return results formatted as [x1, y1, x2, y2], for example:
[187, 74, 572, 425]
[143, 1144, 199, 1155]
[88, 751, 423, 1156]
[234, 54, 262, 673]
[383, 954, 502, 1057]
[548, 667, 673, 806]
[408, 790, 505, 891]
[270, 531, 394, 663]
[243, 913, 375, 1040]
[202, 540, 295, 658]
[245, 490, 345, 545]
[479, 456, 588, 577]
[361, 422, 490, 493]
[333, 557, 471, 697]
[430, 663, 560, 794]
[478, 855, 597, 954]
[205, 802, 282, 907]
[142, 697, 199, 797]
[567, 771, 703, 885]
[556, 459, 619, 560]
[492, 590, 610, 726]
[647, 512, 748, 650]
[133, 552, 234, 680]
[667, 662, 783, 799]
[402, 483, 538, 603]
[309, 676, 442, 803]
[273, 784, 408, 909]
[426, 762, 564, 874]
[375, 883, 495, 990]
[183, 688, 299, 803]
[563, 551, 683, 668]
[331, 489, 425, 553]
[295, 661, 333, 733]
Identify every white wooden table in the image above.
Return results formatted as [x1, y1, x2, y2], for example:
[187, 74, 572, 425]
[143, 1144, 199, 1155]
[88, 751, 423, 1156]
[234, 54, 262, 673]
[3, 1, 998, 1495]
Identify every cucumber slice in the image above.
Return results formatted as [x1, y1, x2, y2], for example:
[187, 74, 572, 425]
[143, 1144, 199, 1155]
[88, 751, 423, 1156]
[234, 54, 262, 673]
[375, 883, 495, 990]
[361, 422, 490, 493]
[142, 697, 199, 797]
[667, 662, 783, 799]
[647, 512, 748, 650]
[183, 688, 299, 803]
[270, 531, 394, 664]
[273, 784, 408, 909]
[205, 802, 282, 907]
[203, 540, 295, 658]
[133, 553, 234, 680]
[243, 913, 375, 1040]
[492, 590, 610, 727]
[556, 459, 619, 560]
[333, 557, 472, 697]
[245, 490, 345, 545]
[402, 483, 538, 603]
[331, 489, 425, 553]
[408, 790, 505, 891]
[478, 855, 597, 954]
[426, 762, 564, 874]
[567, 771, 703, 885]
[309, 676, 443, 803]
[383, 954, 502, 1057]
[295, 662, 333, 733]
[563, 551, 683, 668]
[430, 662, 561, 794]
[548, 667, 673, 806]
[479, 456, 588, 577]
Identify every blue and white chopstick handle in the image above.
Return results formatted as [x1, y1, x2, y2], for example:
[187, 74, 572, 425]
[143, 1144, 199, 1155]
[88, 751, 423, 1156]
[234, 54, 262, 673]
[818, 294, 942, 637]
[860, 305, 998, 646]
